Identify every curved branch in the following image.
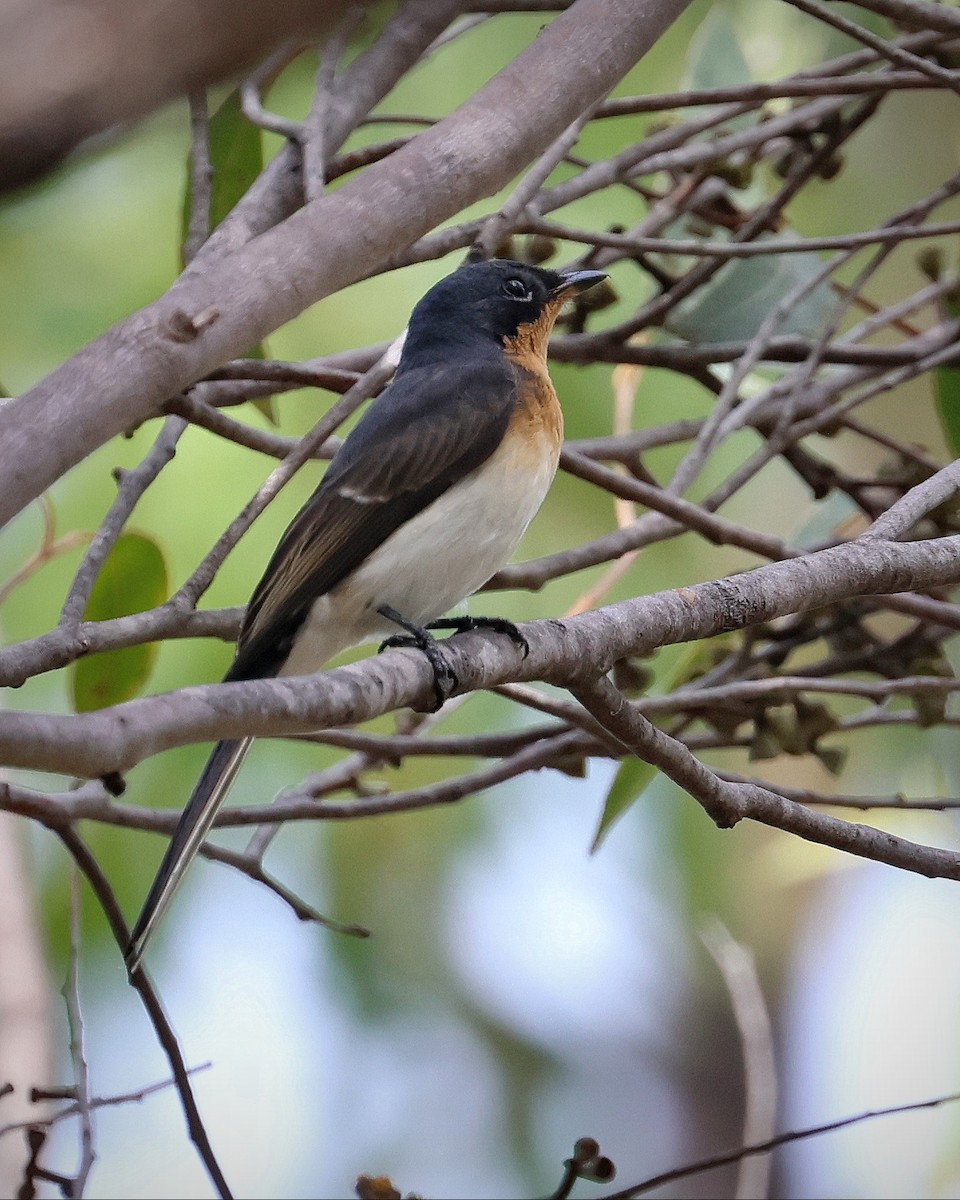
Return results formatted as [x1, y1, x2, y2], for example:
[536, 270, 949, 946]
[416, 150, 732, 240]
[570, 673, 960, 881]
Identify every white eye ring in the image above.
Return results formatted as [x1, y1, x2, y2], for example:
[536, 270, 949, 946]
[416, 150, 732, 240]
[503, 277, 532, 302]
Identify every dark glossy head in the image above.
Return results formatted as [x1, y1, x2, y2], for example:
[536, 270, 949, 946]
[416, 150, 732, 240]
[404, 259, 607, 355]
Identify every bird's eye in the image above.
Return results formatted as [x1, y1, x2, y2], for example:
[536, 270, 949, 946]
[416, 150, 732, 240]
[502, 277, 532, 302]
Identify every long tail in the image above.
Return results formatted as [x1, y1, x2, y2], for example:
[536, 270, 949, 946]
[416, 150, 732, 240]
[124, 736, 252, 975]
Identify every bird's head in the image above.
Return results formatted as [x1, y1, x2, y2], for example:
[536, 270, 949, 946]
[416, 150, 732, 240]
[405, 258, 607, 356]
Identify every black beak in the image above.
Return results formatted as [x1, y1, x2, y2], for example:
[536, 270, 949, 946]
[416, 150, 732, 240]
[554, 268, 608, 297]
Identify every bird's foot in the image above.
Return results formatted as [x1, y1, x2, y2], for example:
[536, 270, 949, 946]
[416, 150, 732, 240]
[377, 606, 458, 710]
[427, 615, 529, 658]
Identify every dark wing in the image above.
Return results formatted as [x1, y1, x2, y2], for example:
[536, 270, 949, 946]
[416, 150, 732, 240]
[227, 356, 517, 681]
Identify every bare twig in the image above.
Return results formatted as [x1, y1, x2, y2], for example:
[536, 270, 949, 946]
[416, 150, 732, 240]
[785, 0, 960, 95]
[240, 41, 306, 140]
[63, 870, 95, 1197]
[472, 102, 601, 260]
[302, 13, 366, 202]
[60, 418, 186, 626]
[0, 498, 91, 609]
[601, 1090, 960, 1199]
[183, 89, 213, 264]
[54, 826, 233, 1200]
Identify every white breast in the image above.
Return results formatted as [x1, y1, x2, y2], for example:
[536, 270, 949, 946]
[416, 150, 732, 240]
[280, 423, 560, 676]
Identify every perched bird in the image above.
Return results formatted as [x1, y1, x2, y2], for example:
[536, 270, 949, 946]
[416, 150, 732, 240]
[125, 257, 606, 973]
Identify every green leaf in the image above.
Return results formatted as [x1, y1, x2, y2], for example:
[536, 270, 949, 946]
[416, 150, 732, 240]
[683, 5, 752, 93]
[181, 88, 263, 256]
[935, 365, 960, 456]
[665, 238, 835, 343]
[249, 394, 278, 423]
[815, 744, 848, 776]
[791, 489, 860, 547]
[935, 296, 960, 455]
[71, 533, 168, 712]
[590, 756, 657, 854]
[244, 339, 278, 424]
[590, 644, 711, 853]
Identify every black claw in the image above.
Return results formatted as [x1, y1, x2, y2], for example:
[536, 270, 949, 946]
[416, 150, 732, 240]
[419, 638, 458, 711]
[378, 633, 417, 652]
[377, 605, 458, 710]
[427, 615, 529, 658]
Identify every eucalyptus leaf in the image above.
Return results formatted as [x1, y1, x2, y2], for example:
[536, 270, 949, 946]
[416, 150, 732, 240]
[665, 239, 835, 343]
[244, 340, 278, 425]
[590, 644, 711, 853]
[683, 5, 752, 94]
[181, 88, 263, 253]
[71, 532, 168, 712]
[935, 297, 960, 455]
[590, 756, 657, 854]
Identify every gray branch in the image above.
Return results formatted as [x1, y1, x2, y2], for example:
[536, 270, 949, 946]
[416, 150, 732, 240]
[1, 532, 957, 777]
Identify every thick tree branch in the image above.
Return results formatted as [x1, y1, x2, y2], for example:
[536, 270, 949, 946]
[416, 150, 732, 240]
[0, 0, 692, 532]
[0, 0, 357, 192]
[0, 533, 957, 776]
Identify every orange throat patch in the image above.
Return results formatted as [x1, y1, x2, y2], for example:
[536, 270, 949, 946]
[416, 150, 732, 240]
[501, 294, 567, 453]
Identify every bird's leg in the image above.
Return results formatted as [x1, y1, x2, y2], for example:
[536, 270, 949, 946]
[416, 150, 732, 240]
[376, 605, 457, 710]
[426, 616, 529, 658]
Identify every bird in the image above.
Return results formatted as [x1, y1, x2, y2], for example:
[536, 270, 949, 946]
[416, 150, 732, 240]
[124, 257, 607, 974]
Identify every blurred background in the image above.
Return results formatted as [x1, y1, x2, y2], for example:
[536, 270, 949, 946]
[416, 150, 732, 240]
[2, 2, 960, 1196]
